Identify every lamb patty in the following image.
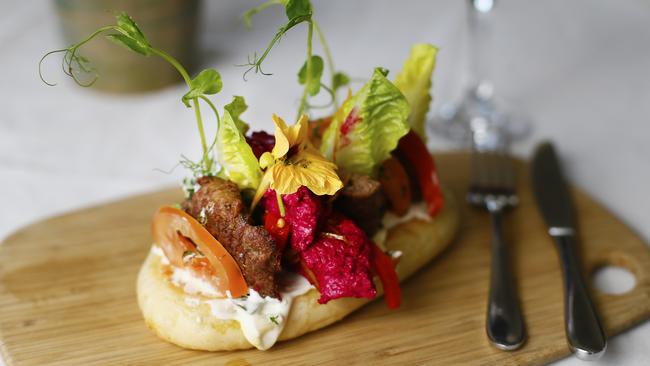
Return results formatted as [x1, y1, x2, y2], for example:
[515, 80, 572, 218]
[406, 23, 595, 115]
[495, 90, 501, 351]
[183, 176, 281, 298]
[334, 174, 387, 236]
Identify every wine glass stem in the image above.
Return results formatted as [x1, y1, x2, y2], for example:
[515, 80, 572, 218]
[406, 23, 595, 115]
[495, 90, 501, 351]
[468, 0, 495, 96]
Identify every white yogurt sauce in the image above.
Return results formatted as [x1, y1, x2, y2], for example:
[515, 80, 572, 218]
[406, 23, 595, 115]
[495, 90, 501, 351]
[206, 273, 312, 350]
[373, 202, 431, 249]
[149, 203, 427, 350]
[170, 266, 224, 298]
[151, 247, 313, 350]
[382, 201, 431, 228]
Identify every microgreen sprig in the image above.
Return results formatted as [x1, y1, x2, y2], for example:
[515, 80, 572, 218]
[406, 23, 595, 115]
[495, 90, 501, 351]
[39, 12, 222, 177]
[242, 0, 350, 120]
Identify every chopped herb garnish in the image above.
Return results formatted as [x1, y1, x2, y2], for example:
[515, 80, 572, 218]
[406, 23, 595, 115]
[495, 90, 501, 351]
[269, 315, 280, 325]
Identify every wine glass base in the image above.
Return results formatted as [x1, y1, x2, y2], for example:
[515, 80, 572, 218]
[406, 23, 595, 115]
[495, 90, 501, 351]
[430, 84, 531, 147]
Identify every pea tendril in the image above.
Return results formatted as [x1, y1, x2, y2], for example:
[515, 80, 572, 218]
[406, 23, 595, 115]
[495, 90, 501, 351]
[241, 0, 350, 119]
[39, 12, 223, 177]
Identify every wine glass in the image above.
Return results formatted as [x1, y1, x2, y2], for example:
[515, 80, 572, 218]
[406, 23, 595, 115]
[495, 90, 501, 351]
[431, 0, 530, 146]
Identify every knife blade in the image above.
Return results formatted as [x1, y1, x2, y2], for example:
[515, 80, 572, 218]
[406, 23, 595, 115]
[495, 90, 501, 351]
[531, 142, 576, 232]
[531, 142, 607, 361]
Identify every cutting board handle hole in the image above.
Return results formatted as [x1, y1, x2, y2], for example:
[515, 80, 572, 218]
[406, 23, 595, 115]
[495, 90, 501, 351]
[592, 265, 636, 295]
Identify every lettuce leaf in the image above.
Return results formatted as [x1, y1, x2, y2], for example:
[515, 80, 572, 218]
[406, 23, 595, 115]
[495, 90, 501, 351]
[215, 109, 262, 190]
[224, 95, 249, 135]
[320, 68, 410, 177]
[394, 43, 438, 141]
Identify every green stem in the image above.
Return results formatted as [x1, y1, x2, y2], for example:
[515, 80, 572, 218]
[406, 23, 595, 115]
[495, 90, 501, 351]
[151, 48, 191, 85]
[152, 48, 211, 173]
[193, 99, 210, 172]
[243, 0, 285, 28]
[74, 26, 116, 50]
[200, 95, 222, 153]
[313, 20, 337, 107]
[199, 95, 221, 130]
[245, 14, 311, 78]
[275, 190, 286, 217]
[296, 20, 314, 120]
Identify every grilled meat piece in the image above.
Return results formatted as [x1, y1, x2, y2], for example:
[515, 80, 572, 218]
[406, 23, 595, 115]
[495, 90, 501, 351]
[334, 174, 386, 236]
[183, 176, 281, 298]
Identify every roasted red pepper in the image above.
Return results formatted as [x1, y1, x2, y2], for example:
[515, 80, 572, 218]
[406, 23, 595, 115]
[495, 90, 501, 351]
[370, 243, 401, 309]
[397, 130, 444, 216]
[263, 210, 290, 253]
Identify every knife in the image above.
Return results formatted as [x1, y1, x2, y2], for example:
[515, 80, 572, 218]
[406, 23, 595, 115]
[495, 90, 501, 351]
[531, 142, 607, 360]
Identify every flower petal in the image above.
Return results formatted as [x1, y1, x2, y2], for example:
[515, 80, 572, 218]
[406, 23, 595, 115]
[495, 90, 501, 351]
[251, 168, 274, 210]
[271, 114, 290, 158]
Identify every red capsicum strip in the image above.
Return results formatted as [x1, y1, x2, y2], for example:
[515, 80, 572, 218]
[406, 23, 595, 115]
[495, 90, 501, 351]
[264, 211, 290, 253]
[371, 243, 401, 309]
[397, 130, 444, 216]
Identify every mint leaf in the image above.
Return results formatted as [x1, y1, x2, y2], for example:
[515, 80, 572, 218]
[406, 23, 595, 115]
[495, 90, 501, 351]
[298, 55, 324, 96]
[182, 69, 223, 107]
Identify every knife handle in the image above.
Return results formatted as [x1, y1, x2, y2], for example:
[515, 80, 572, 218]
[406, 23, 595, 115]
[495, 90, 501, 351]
[554, 234, 607, 360]
[486, 209, 526, 350]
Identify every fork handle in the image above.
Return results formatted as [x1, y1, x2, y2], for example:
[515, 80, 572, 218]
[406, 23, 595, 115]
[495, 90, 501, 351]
[486, 208, 526, 350]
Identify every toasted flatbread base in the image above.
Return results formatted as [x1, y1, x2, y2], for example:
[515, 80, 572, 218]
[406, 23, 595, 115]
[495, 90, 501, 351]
[137, 188, 459, 351]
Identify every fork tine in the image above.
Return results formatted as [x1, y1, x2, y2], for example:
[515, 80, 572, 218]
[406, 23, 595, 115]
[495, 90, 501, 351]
[467, 148, 517, 207]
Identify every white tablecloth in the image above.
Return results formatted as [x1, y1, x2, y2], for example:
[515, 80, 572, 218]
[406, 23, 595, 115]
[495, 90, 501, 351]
[1, 1, 648, 365]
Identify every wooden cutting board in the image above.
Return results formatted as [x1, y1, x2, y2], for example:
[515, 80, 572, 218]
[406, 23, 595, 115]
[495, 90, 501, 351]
[1, 152, 649, 366]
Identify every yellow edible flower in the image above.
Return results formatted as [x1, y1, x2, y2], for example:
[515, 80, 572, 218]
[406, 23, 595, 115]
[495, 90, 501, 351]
[251, 114, 343, 210]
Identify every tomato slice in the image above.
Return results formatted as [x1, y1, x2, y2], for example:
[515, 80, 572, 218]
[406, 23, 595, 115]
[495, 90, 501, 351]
[151, 206, 248, 298]
[370, 243, 401, 309]
[396, 130, 444, 217]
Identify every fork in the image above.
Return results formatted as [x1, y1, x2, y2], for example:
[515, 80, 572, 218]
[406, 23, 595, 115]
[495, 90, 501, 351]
[467, 122, 526, 351]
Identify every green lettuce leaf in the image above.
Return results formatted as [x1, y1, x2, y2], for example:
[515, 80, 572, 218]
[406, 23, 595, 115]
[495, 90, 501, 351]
[394, 43, 438, 141]
[215, 109, 261, 190]
[320, 68, 410, 177]
[224, 96, 249, 135]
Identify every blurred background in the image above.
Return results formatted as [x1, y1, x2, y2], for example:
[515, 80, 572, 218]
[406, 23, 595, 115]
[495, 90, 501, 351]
[0, 1, 649, 364]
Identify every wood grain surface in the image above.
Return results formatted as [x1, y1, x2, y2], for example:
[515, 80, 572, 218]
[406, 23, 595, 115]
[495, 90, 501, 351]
[1, 152, 649, 366]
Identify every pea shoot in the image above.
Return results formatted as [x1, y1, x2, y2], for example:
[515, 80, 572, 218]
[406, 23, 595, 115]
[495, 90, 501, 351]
[242, 0, 350, 119]
[39, 12, 222, 178]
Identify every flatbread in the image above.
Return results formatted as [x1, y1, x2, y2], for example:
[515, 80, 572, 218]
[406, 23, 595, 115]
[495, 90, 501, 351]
[137, 188, 459, 351]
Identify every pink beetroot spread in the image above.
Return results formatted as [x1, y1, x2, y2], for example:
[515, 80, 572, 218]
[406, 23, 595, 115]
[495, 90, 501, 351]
[246, 131, 275, 159]
[300, 213, 376, 304]
[262, 187, 323, 251]
[262, 187, 376, 304]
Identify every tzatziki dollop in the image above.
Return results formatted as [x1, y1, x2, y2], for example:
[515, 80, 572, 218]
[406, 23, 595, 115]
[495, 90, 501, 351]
[151, 247, 313, 350]
[373, 202, 431, 249]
